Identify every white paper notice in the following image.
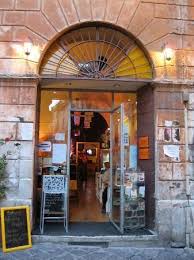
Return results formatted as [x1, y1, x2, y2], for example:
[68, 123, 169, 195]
[55, 133, 65, 141]
[163, 145, 179, 159]
[52, 143, 67, 164]
[164, 120, 172, 127]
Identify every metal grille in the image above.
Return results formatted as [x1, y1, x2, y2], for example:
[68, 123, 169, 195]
[40, 26, 153, 80]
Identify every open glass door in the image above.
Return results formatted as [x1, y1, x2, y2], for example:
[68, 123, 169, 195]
[65, 103, 71, 233]
[109, 104, 125, 234]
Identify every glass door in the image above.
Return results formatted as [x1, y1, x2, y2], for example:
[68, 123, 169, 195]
[65, 104, 71, 233]
[109, 104, 125, 234]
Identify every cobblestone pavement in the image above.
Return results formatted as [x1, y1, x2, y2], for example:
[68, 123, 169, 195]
[1, 243, 194, 260]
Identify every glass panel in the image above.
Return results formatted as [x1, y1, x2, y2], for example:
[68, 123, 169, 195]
[38, 90, 70, 231]
[71, 91, 112, 110]
[111, 106, 122, 230]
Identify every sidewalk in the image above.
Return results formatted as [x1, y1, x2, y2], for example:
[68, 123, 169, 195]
[1, 243, 194, 260]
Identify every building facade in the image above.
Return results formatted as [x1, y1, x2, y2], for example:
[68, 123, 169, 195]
[0, 0, 194, 247]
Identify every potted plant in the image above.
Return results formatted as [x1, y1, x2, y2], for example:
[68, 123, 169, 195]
[0, 155, 7, 200]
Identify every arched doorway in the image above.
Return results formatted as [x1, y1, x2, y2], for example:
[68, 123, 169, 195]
[35, 22, 154, 236]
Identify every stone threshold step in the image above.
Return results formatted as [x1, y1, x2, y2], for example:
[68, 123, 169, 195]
[32, 232, 159, 246]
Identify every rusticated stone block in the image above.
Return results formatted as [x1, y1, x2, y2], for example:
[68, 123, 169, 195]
[0, 141, 20, 159]
[59, 0, 79, 25]
[6, 159, 19, 179]
[117, 0, 139, 28]
[190, 181, 194, 200]
[19, 87, 36, 105]
[173, 163, 186, 180]
[25, 11, 56, 40]
[171, 201, 186, 247]
[158, 181, 186, 200]
[0, 86, 19, 104]
[155, 4, 181, 19]
[0, 104, 35, 122]
[188, 163, 194, 180]
[18, 179, 32, 200]
[188, 111, 194, 127]
[129, 2, 154, 36]
[17, 123, 34, 141]
[189, 145, 194, 162]
[42, 0, 67, 32]
[157, 110, 184, 127]
[0, 0, 14, 10]
[0, 122, 17, 140]
[188, 93, 194, 109]
[19, 141, 34, 159]
[91, 0, 106, 21]
[188, 128, 194, 145]
[158, 162, 172, 180]
[156, 200, 172, 243]
[3, 11, 25, 25]
[74, 0, 92, 22]
[155, 91, 184, 110]
[0, 26, 13, 41]
[19, 160, 33, 178]
[15, 0, 40, 10]
[105, 0, 124, 23]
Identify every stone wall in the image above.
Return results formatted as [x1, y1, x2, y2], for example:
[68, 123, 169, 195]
[0, 0, 194, 247]
[0, 78, 38, 216]
[0, 0, 193, 82]
[154, 83, 194, 247]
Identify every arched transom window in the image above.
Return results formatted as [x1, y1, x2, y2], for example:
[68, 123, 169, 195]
[40, 25, 153, 80]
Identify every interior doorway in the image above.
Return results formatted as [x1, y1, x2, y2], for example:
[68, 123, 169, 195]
[69, 111, 110, 223]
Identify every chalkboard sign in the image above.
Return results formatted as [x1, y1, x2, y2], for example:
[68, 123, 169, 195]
[45, 193, 64, 215]
[1, 206, 32, 253]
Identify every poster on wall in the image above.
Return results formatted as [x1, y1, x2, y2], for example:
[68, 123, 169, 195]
[164, 128, 171, 142]
[52, 144, 67, 164]
[163, 145, 179, 160]
[172, 128, 180, 142]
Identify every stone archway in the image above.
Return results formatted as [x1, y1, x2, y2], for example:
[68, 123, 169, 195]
[39, 22, 153, 81]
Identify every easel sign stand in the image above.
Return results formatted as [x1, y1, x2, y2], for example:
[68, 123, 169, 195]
[40, 175, 67, 234]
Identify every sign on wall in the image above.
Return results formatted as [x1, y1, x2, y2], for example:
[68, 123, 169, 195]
[138, 136, 149, 160]
[1, 206, 32, 253]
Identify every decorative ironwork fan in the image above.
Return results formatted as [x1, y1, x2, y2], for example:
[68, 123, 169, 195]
[40, 25, 152, 80]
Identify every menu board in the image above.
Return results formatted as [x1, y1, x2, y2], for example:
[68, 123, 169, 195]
[1, 206, 32, 253]
[45, 194, 64, 215]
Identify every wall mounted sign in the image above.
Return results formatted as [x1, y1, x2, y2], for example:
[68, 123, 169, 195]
[1, 206, 32, 253]
[138, 136, 149, 148]
[139, 148, 149, 160]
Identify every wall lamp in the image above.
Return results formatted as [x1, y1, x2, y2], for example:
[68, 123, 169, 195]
[162, 44, 173, 61]
[23, 37, 33, 56]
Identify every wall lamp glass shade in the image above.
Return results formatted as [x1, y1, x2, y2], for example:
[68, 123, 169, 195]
[163, 47, 173, 61]
[24, 42, 33, 56]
